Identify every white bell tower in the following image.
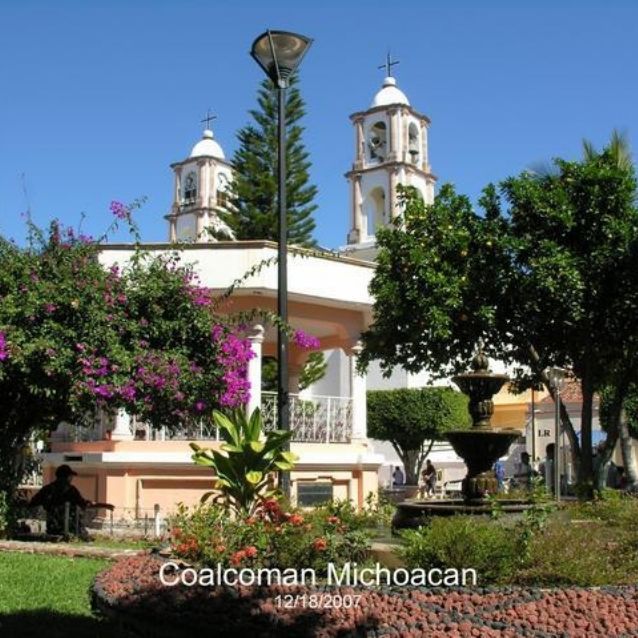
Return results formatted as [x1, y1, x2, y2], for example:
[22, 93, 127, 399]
[345, 59, 436, 259]
[165, 113, 234, 242]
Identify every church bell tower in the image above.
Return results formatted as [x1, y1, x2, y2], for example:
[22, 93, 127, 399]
[165, 113, 234, 243]
[345, 58, 436, 259]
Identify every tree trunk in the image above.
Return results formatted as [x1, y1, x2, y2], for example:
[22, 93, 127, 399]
[399, 449, 421, 485]
[0, 442, 25, 499]
[0, 423, 31, 498]
[580, 375, 595, 490]
[595, 392, 621, 492]
[529, 346, 581, 475]
[619, 408, 638, 488]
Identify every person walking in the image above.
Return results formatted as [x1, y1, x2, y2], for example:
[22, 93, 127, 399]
[423, 459, 437, 497]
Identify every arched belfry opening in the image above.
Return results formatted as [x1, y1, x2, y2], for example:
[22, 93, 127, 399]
[182, 171, 198, 204]
[364, 187, 386, 238]
[368, 121, 387, 162]
[408, 122, 420, 164]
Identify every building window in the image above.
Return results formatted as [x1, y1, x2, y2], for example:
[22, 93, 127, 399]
[297, 482, 333, 507]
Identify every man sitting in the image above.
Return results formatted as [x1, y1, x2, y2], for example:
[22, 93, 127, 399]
[29, 464, 94, 537]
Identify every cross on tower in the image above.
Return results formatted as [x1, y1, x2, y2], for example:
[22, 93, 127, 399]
[378, 52, 399, 77]
[200, 109, 217, 130]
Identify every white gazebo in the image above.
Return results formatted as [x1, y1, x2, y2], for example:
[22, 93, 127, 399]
[45, 241, 384, 517]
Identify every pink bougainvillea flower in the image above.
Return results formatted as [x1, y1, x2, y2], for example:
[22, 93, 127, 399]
[110, 201, 130, 221]
[214, 329, 255, 408]
[293, 329, 320, 349]
[0, 332, 8, 361]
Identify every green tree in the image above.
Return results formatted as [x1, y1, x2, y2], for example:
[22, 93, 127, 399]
[227, 75, 318, 247]
[367, 387, 470, 485]
[360, 136, 638, 493]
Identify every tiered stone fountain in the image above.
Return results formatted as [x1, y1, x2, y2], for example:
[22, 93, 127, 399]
[392, 343, 531, 531]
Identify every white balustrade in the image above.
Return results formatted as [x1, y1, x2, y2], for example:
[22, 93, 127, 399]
[260, 392, 353, 443]
[56, 393, 353, 444]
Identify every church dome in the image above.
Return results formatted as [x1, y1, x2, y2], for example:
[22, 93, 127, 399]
[370, 76, 410, 108]
[190, 129, 225, 159]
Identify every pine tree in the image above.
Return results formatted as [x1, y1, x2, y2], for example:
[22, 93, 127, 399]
[228, 74, 318, 247]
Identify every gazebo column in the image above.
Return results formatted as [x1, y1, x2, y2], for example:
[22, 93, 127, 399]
[247, 324, 264, 416]
[111, 409, 133, 441]
[349, 341, 367, 440]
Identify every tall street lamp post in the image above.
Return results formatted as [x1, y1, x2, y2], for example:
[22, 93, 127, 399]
[250, 31, 313, 498]
[546, 366, 568, 502]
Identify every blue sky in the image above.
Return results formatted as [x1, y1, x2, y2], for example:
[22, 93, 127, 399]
[1, 0, 636, 249]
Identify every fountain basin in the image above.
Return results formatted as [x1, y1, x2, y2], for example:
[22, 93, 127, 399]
[392, 498, 533, 531]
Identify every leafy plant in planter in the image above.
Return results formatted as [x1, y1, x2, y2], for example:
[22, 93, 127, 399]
[190, 408, 297, 516]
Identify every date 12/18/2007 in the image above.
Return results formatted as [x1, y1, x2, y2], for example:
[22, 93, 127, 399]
[275, 594, 362, 608]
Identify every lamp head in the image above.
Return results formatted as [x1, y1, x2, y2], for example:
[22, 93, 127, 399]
[251, 30, 313, 87]
[545, 366, 568, 390]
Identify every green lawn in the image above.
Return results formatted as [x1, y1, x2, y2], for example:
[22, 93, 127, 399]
[0, 552, 132, 638]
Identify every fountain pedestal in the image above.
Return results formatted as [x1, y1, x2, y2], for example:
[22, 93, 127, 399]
[447, 429, 520, 499]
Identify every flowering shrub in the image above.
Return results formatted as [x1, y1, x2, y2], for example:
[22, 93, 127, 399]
[212, 325, 254, 407]
[168, 500, 370, 574]
[0, 203, 319, 500]
[109, 200, 130, 221]
[315, 494, 395, 531]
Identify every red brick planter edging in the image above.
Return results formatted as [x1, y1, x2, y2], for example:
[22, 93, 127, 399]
[91, 555, 638, 637]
